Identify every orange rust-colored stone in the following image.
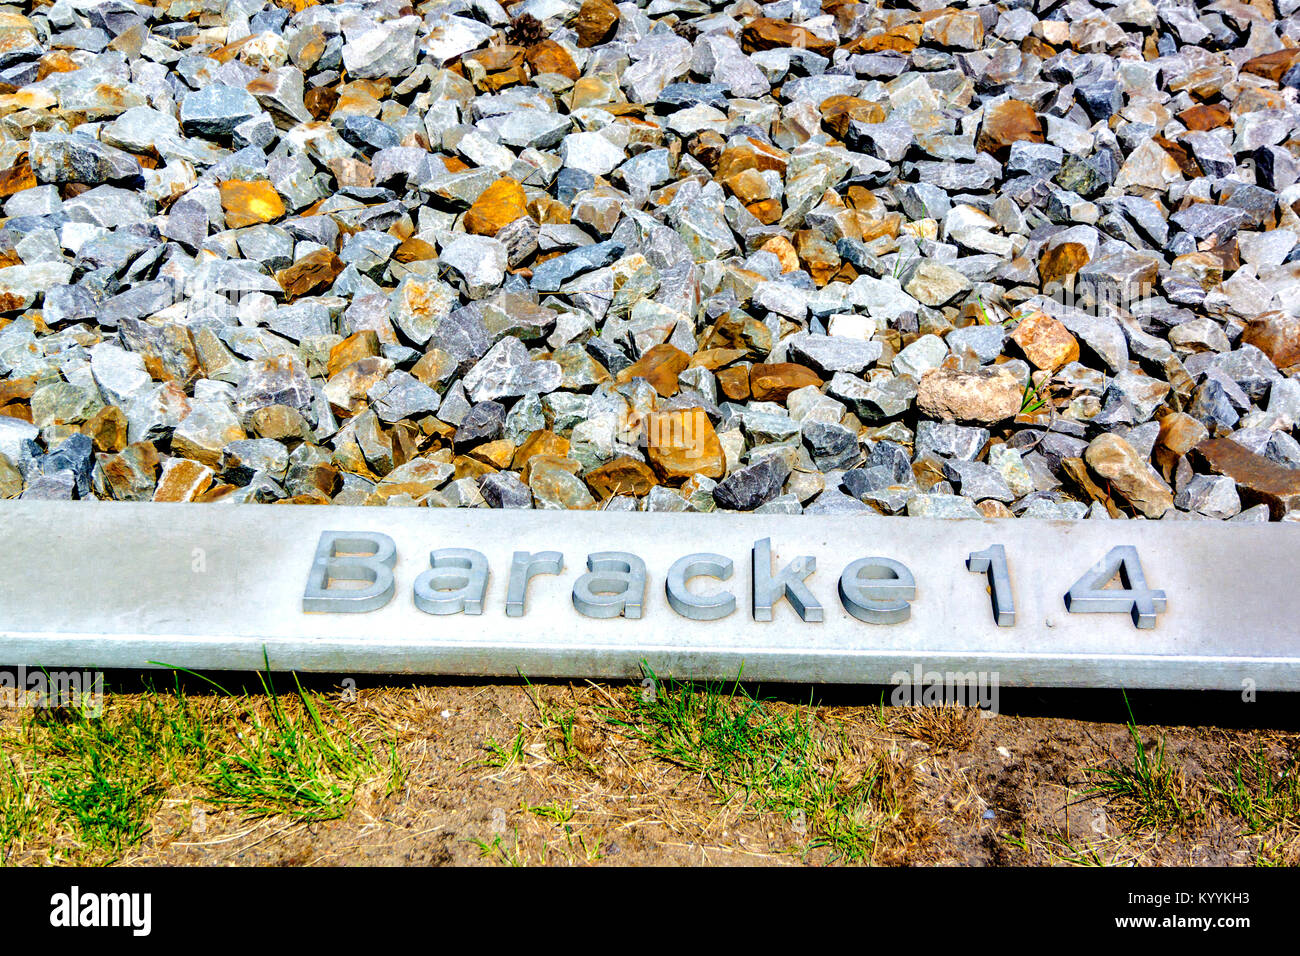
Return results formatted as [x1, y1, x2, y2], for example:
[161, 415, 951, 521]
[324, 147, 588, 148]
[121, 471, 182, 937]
[1154, 411, 1209, 479]
[278, 491, 332, 505]
[748, 138, 789, 174]
[851, 24, 921, 53]
[36, 49, 81, 79]
[463, 45, 527, 91]
[715, 145, 758, 181]
[304, 84, 338, 120]
[249, 405, 313, 443]
[98, 441, 159, 499]
[325, 356, 392, 417]
[860, 214, 901, 242]
[525, 40, 579, 79]
[463, 46, 523, 73]
[689, 348, 747, 371]
[1154, 135, 1202, 178]
[795, 230, 840, 287]
[1010, 310, 1080, 372]
[1242, 48, 1300, 83]
[128, 323, 198, 386]
[1242, 311, 1300, 369]
[276, 248, 345, 300]
[0, 404, 28, 422]
[464, 177, 528, 236]
[646, 407, 725, 481]
[512, 429, 570, 470]
[722, 167, 771, 205]
[393, 236, 437, 263]
[519, 452, 579, 484]
[759, 235, 800, 273]
[1021, 35, 1056, 60]
[1038, 242, 1091, 286]
[0, 374, 35, 408]
[152, 457, 214, 502]
[1193, 437, 1300, 518]
[573, 0, 621, 48]
[333, 80, 387, 117]
[527, 196, 570, 225]
[328, 331, 382, 378]
[585, 456, 659, 499]
[210, 34, 254, 63]
[1178, 103, 1231, 132]
[218, 179, 286, 228]
[746, 198, 783, 225]
[742, 17, 837, 58]
[615, 343, 691, 397]
[702, 312, 772, 357]
[0, 156, 35, 198]
[749, 362, 823, 403]
[454, 455, 497, 481]
[470, 439, 516, 470]
[976, 100, 1043, 158]
[85, 405, 128, 453]
[819, 94, 885, 138]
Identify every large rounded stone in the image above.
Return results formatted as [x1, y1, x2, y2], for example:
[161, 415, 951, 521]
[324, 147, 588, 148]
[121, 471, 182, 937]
[1084, 433, 1174, 518]
[916, 367, 1022, 424]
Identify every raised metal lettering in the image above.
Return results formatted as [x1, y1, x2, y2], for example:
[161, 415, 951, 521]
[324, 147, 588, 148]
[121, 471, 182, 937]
[573, 552, 646, 619]
[413, 548, 489, 615]
[666, 553, 735, 621]
[1065, 545, 1166, 629]
[505, 551, 563, 617]
[838, 557, 915, 625]
[752, 537, 822, 622]
[967, 544, 1015, 626]
[302, 531, 396, 613]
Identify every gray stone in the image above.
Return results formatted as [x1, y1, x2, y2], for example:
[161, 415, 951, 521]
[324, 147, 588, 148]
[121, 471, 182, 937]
[531, 241, 625, 293]
[915, 421, 990, 461]
[785, 333, 882, 375]
[826, 373, 917, 421]
[462, 337, 562, 403]
[906, 494, 984, 519]
[30, 133, 141, 185]
[180, 85, 262, 138]
[713, 455, 791, 511]
[801, 420, 859, 471]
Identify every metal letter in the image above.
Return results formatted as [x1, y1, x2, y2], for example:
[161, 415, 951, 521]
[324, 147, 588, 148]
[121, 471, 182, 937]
[414, 548, 489, 615]
[967, 544, 1016, 626]
[839, 557, 915, 625]
[1065, 545, 1166, 629]
[666, 553, 735, 621]
[302, 531, 396, 613]
[505, 551, 563, 617]
[752, 537, 822, 622]
[572, 552, 646, 619]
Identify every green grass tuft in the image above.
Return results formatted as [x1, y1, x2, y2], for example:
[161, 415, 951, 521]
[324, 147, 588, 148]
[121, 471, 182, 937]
[1086, 695, 1201, 831]
[1020, 379, 1050, 414]
[605, 668, 922, 863]
[0, 671, 404, 863]
[205, 672, 392, 821]
[1214, 747, 1300, 839]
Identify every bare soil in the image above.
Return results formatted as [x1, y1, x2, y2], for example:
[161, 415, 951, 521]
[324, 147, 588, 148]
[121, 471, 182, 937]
[106, 679, 1300, 867]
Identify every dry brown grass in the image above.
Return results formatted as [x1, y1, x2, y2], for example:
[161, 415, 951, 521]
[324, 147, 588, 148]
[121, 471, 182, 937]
[1, 677, 1295, 866]
[897, 703, 983, 753]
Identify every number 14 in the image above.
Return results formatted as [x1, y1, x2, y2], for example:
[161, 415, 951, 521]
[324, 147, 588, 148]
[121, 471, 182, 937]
[966, 545, 1166, 630]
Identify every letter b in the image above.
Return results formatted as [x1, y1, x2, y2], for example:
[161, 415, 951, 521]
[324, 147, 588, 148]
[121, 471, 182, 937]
[302, 532, 396, 613]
